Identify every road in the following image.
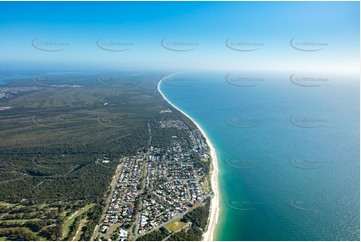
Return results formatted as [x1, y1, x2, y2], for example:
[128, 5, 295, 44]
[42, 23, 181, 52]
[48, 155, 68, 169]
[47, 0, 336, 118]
[91, 162, 123, 240]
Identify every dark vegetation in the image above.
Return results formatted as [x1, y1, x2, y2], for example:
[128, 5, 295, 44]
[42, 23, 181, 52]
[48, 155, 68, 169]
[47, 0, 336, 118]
[136, 227, 170, 241]
[167, 226, 203, 241]
[136, 198, 211, 241]
[183, 197, 210, 230]
[0, 71, 195, 240]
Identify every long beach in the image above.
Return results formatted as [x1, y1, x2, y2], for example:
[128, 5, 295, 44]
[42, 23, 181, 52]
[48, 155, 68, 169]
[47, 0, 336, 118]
[157, 74, 219, 241]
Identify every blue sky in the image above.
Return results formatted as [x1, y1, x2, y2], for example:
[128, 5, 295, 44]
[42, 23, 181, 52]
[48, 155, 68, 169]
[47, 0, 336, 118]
[0, 1, 359, 73]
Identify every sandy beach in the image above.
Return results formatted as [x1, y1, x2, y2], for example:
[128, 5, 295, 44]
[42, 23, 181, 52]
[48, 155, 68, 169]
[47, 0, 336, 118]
[158, 75, 219, 241]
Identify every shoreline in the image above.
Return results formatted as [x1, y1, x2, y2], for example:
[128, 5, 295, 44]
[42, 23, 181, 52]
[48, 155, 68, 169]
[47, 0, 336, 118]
[157, 75, 219, 241]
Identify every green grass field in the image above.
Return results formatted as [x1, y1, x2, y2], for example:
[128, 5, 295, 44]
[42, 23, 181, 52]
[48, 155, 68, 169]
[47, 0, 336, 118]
[0, 201, 15, 207]
[62, 203, 95, 239]
[165, 219, 188, 233]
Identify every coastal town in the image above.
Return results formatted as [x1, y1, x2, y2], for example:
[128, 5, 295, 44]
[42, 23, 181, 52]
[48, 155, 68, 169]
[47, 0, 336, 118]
[0, 86, 41, 99]
[94, 108, 213, 241]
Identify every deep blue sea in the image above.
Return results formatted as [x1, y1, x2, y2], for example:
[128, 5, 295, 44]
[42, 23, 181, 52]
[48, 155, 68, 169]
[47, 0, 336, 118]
[159, 72, 360, 240]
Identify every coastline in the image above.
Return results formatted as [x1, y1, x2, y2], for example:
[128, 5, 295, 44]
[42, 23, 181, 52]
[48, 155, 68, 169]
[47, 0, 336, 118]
[157, 75, 219, 241]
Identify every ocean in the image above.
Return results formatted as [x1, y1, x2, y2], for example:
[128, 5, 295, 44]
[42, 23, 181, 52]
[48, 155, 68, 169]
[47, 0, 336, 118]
[0, 74, 35, 86]
[159, 72, 360, 240]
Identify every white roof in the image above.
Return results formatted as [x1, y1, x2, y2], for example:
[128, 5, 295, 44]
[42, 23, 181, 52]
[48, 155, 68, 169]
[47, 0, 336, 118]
[119, 229, 128, 237]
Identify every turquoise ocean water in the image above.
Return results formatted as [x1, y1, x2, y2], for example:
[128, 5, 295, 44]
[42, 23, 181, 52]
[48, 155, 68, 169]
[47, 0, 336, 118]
[159, 72, 359, 240]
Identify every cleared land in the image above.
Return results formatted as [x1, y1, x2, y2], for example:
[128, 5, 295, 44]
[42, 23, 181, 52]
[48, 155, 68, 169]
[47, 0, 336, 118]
[165, 219, 188, 233]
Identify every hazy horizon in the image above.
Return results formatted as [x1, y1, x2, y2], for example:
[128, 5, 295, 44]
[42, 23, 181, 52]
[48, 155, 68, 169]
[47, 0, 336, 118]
[0, 1, 359, 74]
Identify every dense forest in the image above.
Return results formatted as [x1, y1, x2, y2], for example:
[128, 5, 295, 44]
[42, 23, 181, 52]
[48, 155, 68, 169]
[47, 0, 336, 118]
[0, 72, 207, 240]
